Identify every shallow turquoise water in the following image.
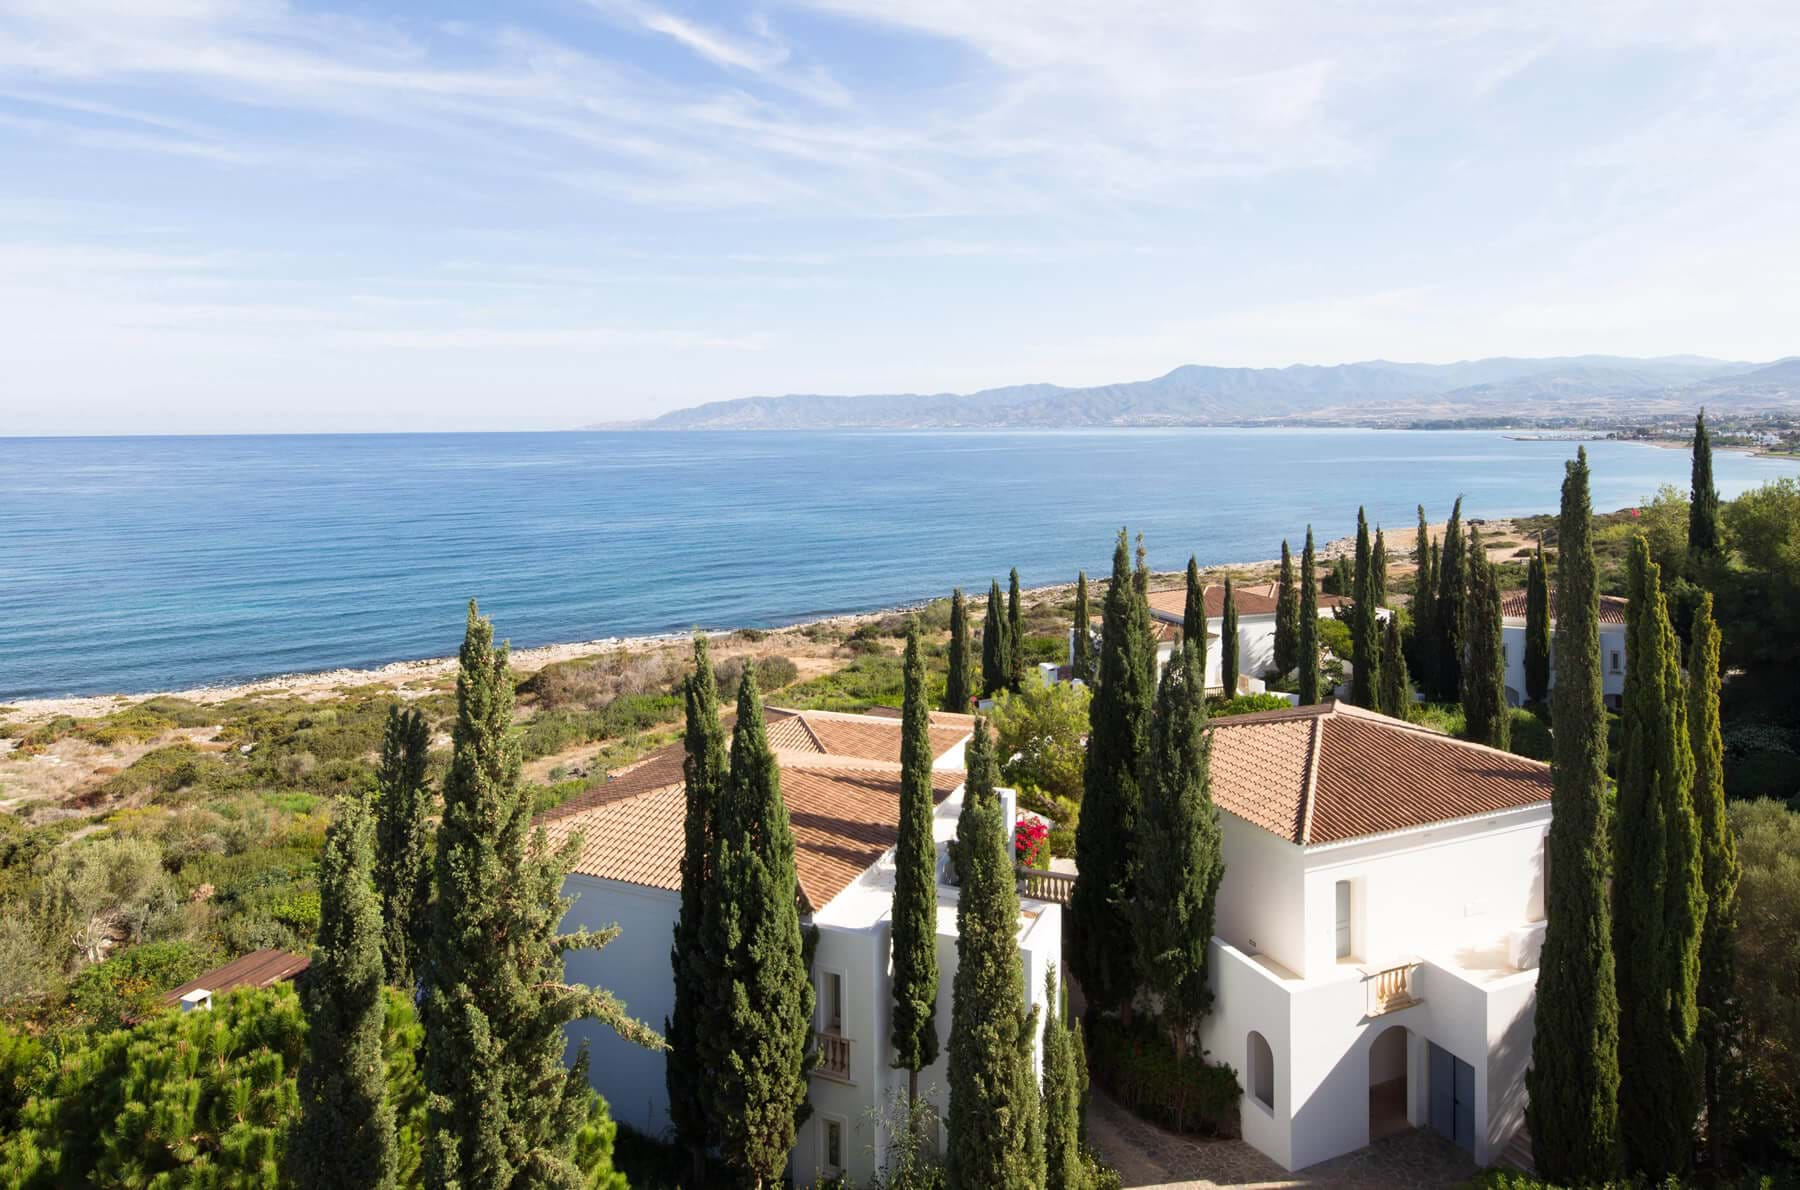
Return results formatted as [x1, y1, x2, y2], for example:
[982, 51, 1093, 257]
[2, 429, 1793, 699]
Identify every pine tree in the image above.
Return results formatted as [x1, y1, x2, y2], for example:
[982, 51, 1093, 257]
[1008, 568, 1026, 692]
[1460, 526, 1509, 749]
[1689, 408, 1721, 563]
[668, 634, 726, 1179]
[1182, 556, 1209, 681]
[1298, 528, 1321, 705]
[373, 704, 431, 989]
[1435, 497, 1467, 701]
[1688, 593, 1740, 1170]
[291, 795, 397, 1190]
[1352, 508, 1379, 708]
[1130, 641, 1224, 1131]
[946, 589, 973, 712]
[1040, 969, 1085, 1190]
[1525, 543, 1551, 708]
[1372, 526, 1388, 606]
[1071, 571, 1094, 685]
[1218, 578, 1239, 696]
[1526, 450, 1622, 1184]
[1613, 535, 1704, 1178]
[1377, 615, 1410, 720]
[891, 621, 940, 1104]
[701, 661, 815, 1187]
[1273, 541, 1299, 680]
[1071, 530, 1155, 1016]
[982, 579, 1011, 698]
[947, 718, 1042, 1190]
[423, 602, 657, 1190]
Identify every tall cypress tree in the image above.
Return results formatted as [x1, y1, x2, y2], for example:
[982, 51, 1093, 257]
[1071, 572, 1093, 684]
[1130, 642, 1224, 1130]
[1352, 508, 1379, 708]
[291, 795, 396, 1190]
[1008, 568, 1026, 692]
[1372, 526, 1388, 606]
[1688, 593, 1740, 1170]
[1329, 554, 1355, 597]
[1689, 408, 1721, 563]
[1377, 614, 1410, 720]
[1614, 536, 1704, 1178]
[1071, 530, 1155, 1016]
[890, 621, 940, 1104]
[982, 580, 1010, 698]
[1413, 507, 1439, 698]
[1298, 528, 1321, 705]
[947, 718, 1041, 1190]
[1273, 541, 1299, 680]
[1435, 497, 1467, 701]
[1181, 556, 1208, 681]
[668, 634, 726, 1179]
[1527, 451, 1622, 1184]
[1220, 577, 1239, 697]
[424, 602, 657, 1190]
[373, 704, 431, 989]
[1525, 543, 1551, 709]
[1460, 526, 1509, 749]
[1040, 968, 1084, 1190]
[701, 661, 815, 1187]
[946, 589, 973, 712]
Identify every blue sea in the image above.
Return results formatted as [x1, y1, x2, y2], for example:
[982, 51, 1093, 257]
[3, 429, 1796, 701]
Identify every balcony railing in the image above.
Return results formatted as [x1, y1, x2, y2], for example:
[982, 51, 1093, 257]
[815, 1030, 852, 1083]
[1366, 962, 1421, 1017]
[1016, 866, 1075, 906]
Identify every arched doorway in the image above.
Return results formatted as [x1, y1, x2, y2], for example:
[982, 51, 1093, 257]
[1369, 1025, 1409, 1141]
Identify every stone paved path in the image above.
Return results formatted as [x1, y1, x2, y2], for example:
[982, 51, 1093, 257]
[1086, 1089, 1480, 1189]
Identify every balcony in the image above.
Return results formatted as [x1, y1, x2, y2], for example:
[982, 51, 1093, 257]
[1365, 961, 1421, 1016]
[1016, 866, 1075, 906]
[815, 1030, 853, 1083]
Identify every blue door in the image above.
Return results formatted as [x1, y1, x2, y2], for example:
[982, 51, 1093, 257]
[1427, 1042, 1475, 1152]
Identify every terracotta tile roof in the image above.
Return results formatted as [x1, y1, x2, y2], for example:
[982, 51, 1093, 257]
[1500, 588, 1628, 625]
[1086, 615, 1204, 645]
[1146, 584, 1280, 622]
[163, 949, 311, 1004]
[772, 708, 969, 764]
[1207, 702, 1551, 846]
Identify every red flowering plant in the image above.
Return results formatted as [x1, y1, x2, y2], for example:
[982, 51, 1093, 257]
[1014, 816, 1050, 870]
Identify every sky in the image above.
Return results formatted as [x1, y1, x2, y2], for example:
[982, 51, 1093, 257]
[2, 1, 1799, 434]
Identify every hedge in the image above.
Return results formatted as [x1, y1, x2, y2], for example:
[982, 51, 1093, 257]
[1083, 1013, 1241, 1137]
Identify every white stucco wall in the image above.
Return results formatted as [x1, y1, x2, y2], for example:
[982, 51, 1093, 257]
[1501, 620, 1627, 707]
[1211, 812, 1308, 975]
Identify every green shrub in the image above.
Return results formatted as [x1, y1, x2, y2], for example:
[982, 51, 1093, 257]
[1209, 693, 1293, 718]
[1505, 707, 1553, 761]
[100, 742, 227, 799]
[1083, 1013, 1241, 1137]
[62, 939, 220, 1030]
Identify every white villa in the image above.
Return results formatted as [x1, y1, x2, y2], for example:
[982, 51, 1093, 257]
[1197, 700, 1552, 1170]
[1499, 589, 1629, 708]
[541, 706, 1063, 1188]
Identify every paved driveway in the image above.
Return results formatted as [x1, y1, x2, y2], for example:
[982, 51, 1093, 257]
[1086, 1089, 1479, 1189]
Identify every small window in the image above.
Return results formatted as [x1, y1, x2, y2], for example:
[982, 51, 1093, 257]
[1501, 643, 1508, 664]
[1610, 651, 1622, 674]
[822, 972, 844, 1034]
[823, 1118, 845, 1175]
[1248, 1031, 1275, 1110]
[1334, 880, 1353, 960]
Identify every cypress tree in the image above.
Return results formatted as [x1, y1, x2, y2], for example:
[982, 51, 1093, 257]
[947, 718, 1041, 1190]
[291, 795, 396, 1190]
[1527, 450, 1622, 1184]
[946, 589, 973, 712]
[982, 580, 1010, 698]
[1460, 526, 1509, 750]
[1688, 593, 1740, 1170]
[1352, 508, 1379, 708]
[423, 602, 657, 1190]
[1328, 554, 1354, 597]
[373, 704, 431, 989]
[1130, 641, 1224, 1131]
[1182, 556, 1208, 681]
[1413, 510, 1440, 697]
[1372, 526, 1388, 606]
[1220, 577, 1239, 697]
[1071, 571, 1093, 684]
[668, 634, 725, 1179]
[1377, 614, 1410, 720]
[1071, 530, 1155, 1016]
[1273, 541, 1299, 680]
[1525, 543, 1551, 709]
[1435, 497, 1467, 701]
[1298, 528, 1321, 705]
[1689, 408, 1721, 563]
[1008, 568, 1026, 692]
[701, 661, 815, 1187]
[1613, 535, 1704, 1178]
[1040, 968, 1084, 1190]
[890, 621, 940, 1103]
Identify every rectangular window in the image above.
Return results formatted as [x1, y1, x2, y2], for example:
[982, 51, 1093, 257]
[1501, 643, 1508, 664]
[1610, 651, 1622, 673]
[1334, 880, 1353, 959]
[823, 972, 844, 1034]
[824, 1118, 844, 1174]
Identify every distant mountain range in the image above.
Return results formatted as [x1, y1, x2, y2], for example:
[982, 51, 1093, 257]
[606, 354, 1800, 430]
